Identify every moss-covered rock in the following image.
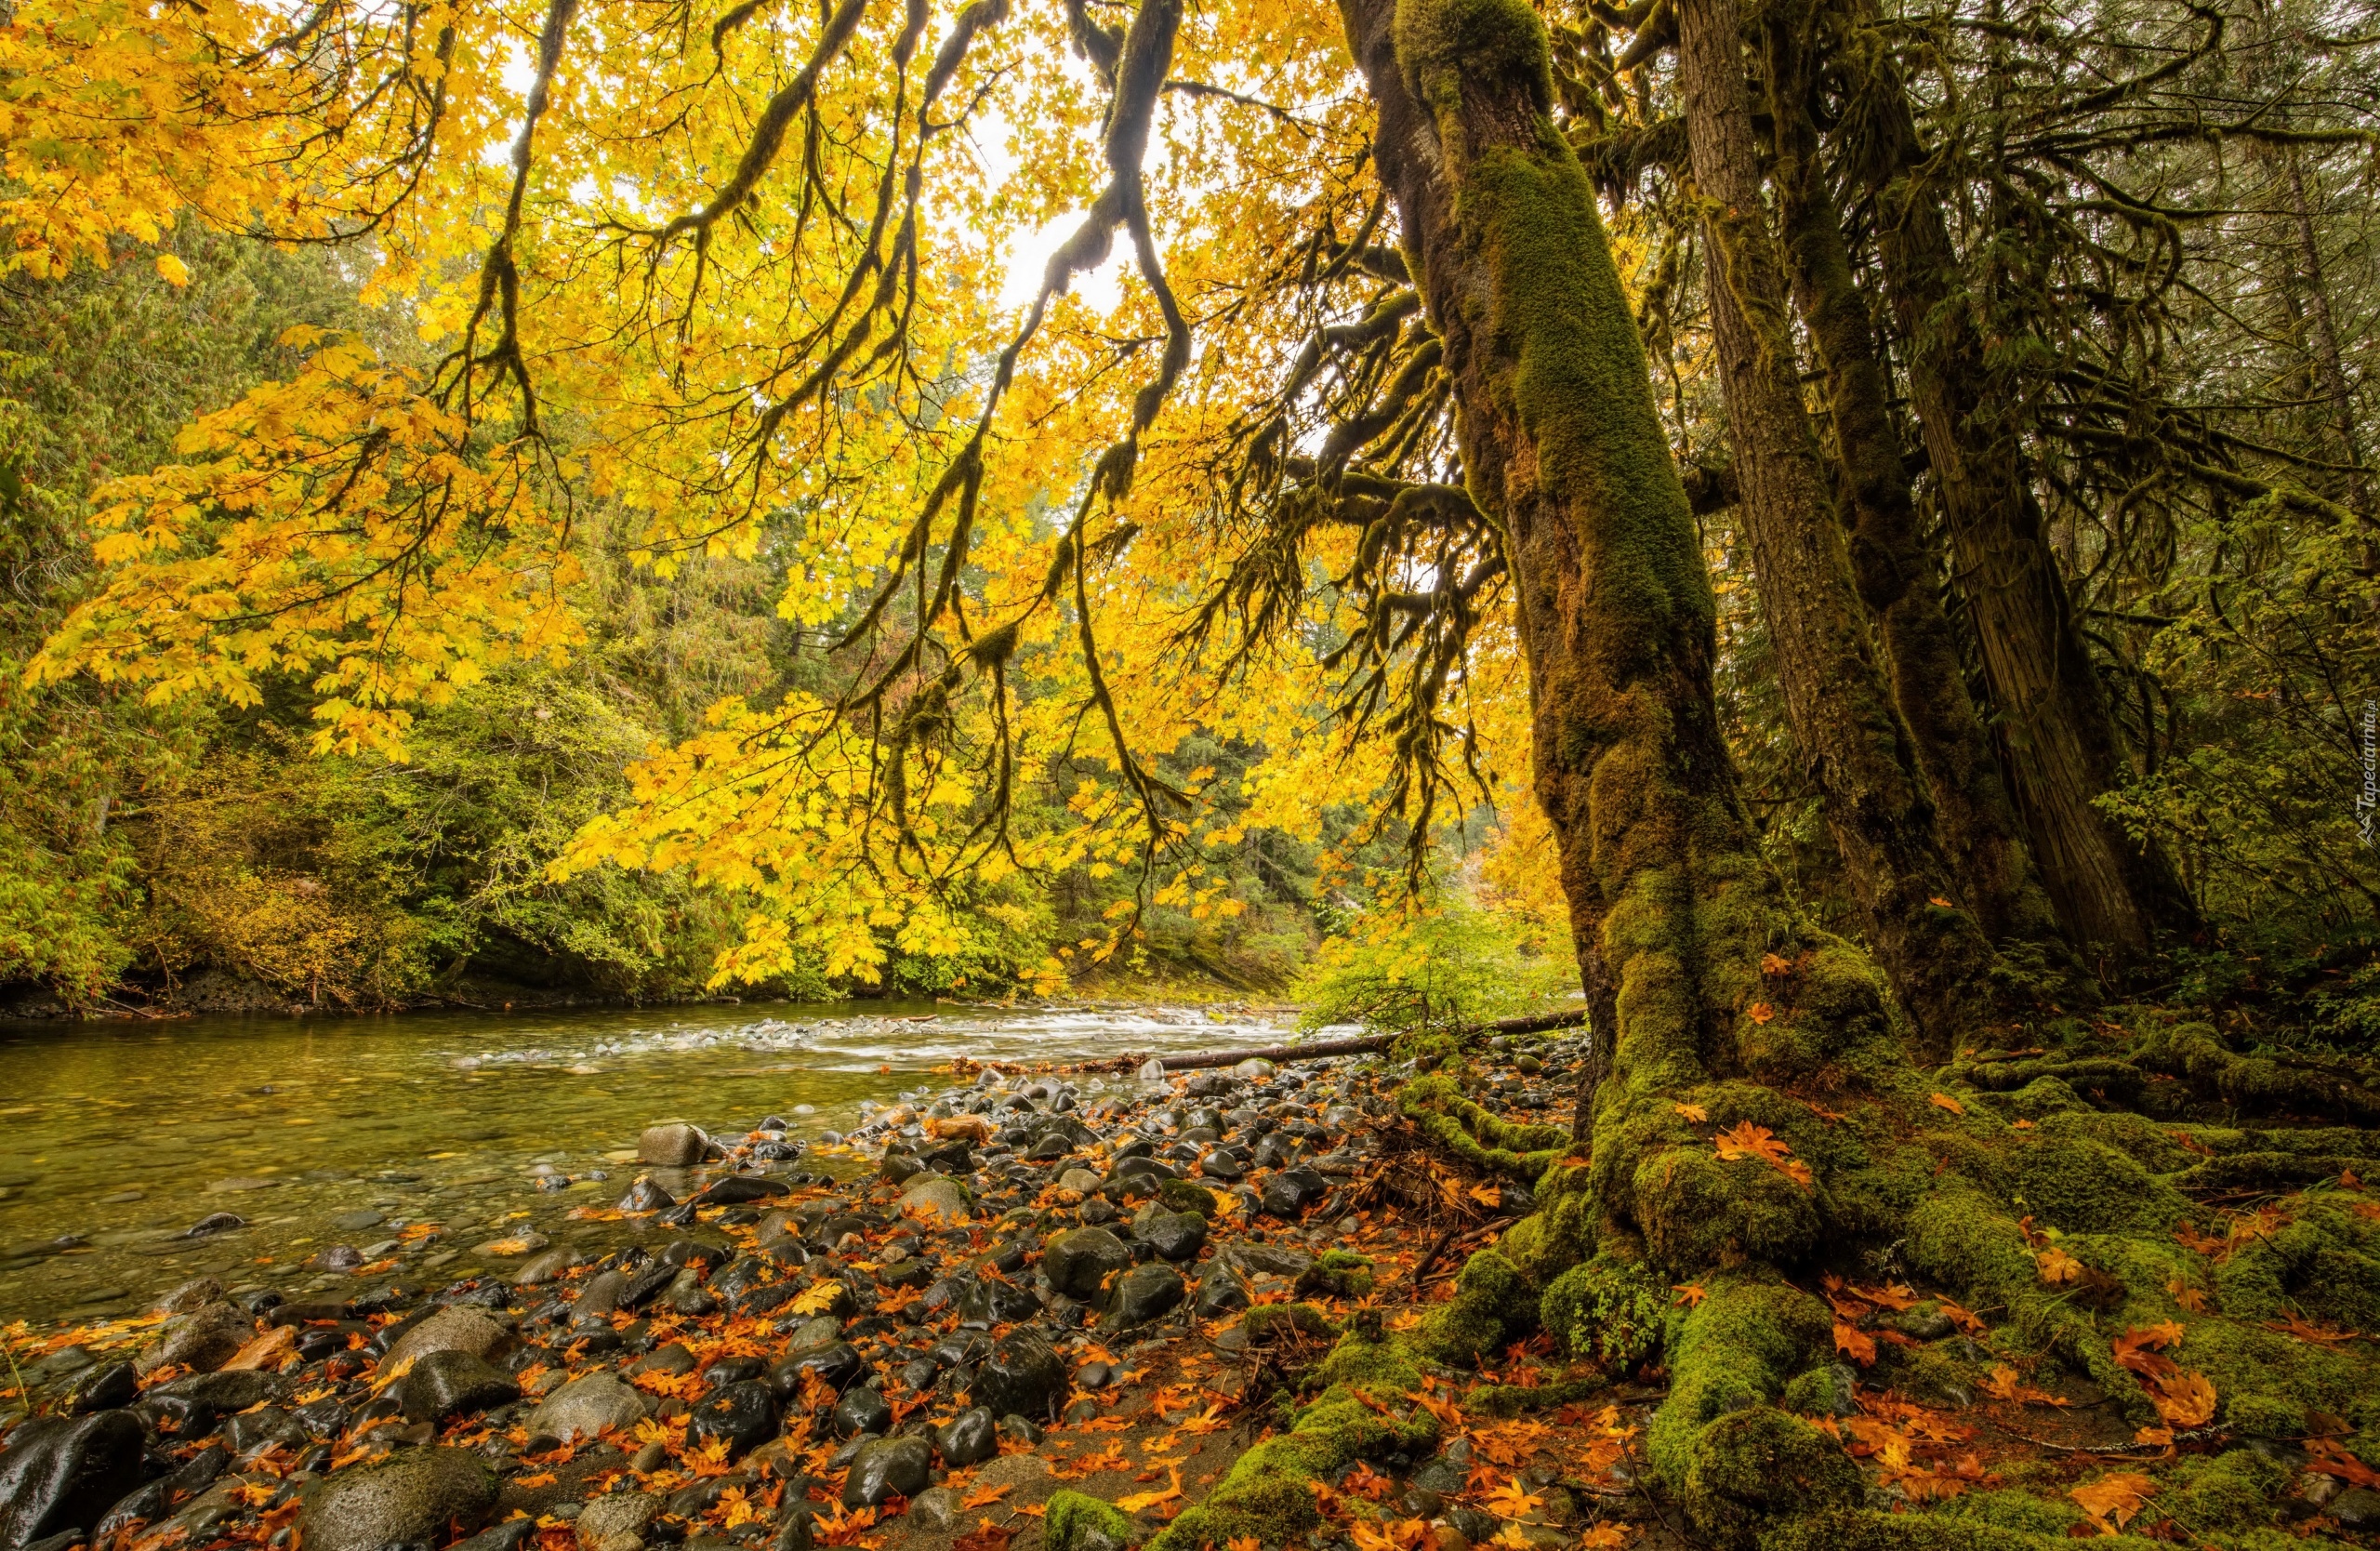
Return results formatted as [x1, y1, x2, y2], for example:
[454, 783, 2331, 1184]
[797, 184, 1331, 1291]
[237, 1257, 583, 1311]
[1298, 1250, 1376, 1300]
[1680, 1406, 1860, 1549]
[1043, 1491, 1136, 1551]
[1413, 1247, 1536, 1365]
[1145, 1334, 1438, 1551]
[1541, 1248, 1668, 1364]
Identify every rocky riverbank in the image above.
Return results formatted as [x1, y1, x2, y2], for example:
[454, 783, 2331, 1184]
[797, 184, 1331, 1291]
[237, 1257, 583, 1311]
[0, 1035, 1628, 1551]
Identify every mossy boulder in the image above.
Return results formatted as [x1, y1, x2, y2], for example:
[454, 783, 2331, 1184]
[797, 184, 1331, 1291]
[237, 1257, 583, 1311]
[1297, 1250, 1376, 1299]
[1044, 1490, 1136, 1551]
[1679, 1406, 1861, 1550]
[1541, 1249, 1669, 1364]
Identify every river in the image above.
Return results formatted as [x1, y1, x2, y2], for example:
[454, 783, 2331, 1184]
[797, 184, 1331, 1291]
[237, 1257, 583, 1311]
[0, 1000, 1293, 1328]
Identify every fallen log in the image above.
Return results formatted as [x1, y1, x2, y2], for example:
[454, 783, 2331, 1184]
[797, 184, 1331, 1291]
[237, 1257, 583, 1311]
[1074, 1007, 1588, 1074]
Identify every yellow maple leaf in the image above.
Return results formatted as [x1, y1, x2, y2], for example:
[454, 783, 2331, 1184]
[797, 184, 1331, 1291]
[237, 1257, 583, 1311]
[1673, 1282, 1706, 1307]
[1114, 1467, 1184, 1514]
[791, 1280, 846, 1315]
[2034, 1246, 2082, 1285]
[1927, 1092, 1964, 1116]
[1745, 1001, 1776, 1025]
[2069, 1472, 2157, 1534]
[1673, 1102, 1708, 1122]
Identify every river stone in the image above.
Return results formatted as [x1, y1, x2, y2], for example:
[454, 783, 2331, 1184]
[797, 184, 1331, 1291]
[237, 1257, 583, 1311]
[690, 1381, 779, 1458]
[157, 1300, 255, 1374]
[971, 1330, 1068, 1421]
[1232, 1058, 1276, 1080]
[638, 1123, 711, 1167]
[1056, 1168, 1104, 1195]
[1136, 1058, 1168, 1083]
[151, 1368, 283, 1415]
[297, 1445, 497, 1551]
[1138, 1211, 1208, 1262]
[772, 1341, 866, 1398]
[840, 1436, 932, 1508]
[575, 1269, 630, 1318]
[1231, 1243, 1314, 1279]
[934, 1406, 997, 1468]
[516, 1246, 588, 1287]
[832, 1385, 892, 1438]
[1104, 1262, 1185, 1329]
[387, 1305, 513, 1367]
[156, 1277, 226, 1313]
[1040, 1227, 1130, 1300]
[66, 1361, 138, 1414]
[528, 1373, 649, 1443]
[1195, 1264, 1250, 1317]
[619, 1177, 675, 1213]
[695, 1175, 790, 1206]
[907, 1486, 964, 1532]
[899, 1175, 971, 1225]
[397, 1349, 522, 1423]
[0, 1411, 147, 1545]
[1259, 1166, 1329, 1217]
[576, 1491, 662, 1551]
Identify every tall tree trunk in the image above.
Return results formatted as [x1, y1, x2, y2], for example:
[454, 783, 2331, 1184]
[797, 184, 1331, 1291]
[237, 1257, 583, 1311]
[1759, 0, 2077, 977]
[1331, 0, 1890, 1532]
[1672, 0, 2007, 1048]
[1135, 12, 2378, 1551]
[1842, 35, 2198, 964]
[2281, 151, 2371, 524]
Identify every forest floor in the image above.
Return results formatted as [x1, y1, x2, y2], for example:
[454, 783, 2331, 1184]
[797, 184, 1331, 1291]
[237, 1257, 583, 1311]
[2, 1036, 2375, 1551]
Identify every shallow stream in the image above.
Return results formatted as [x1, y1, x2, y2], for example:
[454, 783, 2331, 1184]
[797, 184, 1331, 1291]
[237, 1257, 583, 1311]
[0, 1001, 1289, 1326]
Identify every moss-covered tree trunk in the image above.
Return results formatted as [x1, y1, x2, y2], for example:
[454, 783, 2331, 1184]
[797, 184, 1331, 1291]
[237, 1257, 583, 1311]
[1672, 0, 2016, 1052]
[1840, 30, 2198, 964]
[1149, 10, 2380, 1551]
[1759, 0, 2075, 975]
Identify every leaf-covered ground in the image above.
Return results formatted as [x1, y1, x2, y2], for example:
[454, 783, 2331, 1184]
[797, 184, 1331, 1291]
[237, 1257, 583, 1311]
[4, 1033, 2377, 1551]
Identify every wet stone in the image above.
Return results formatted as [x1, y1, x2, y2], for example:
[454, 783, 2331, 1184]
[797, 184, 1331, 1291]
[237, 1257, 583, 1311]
[1041, 1227, 1130, 1300]
[831, 1385, 891, 1438]
[971, 1330, 1068, 1422]
[689, 1381, 778, 1459]
[396, 1349, 522, 1424]
[527, 1374, 648, 1443]
[0, 1411, 148, 1547]
[935, 1406, 997, 1467]
[296, 1445, 498, 1551]
[638, 1124, 711, 1167]
[840, 1436, 932, 1508]
[1137, 1211, 1207, 1263]
[1104, 1262, 1185, 1329]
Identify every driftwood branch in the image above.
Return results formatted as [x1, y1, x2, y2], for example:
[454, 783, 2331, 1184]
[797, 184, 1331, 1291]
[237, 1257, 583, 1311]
[1073, 1007, 1587, 1073]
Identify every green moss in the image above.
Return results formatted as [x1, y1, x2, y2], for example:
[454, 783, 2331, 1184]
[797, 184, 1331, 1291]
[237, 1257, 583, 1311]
[2160, 1448, 2288, 1536]
[1632, 1142, 1824, 1269]
[1679, 1406, 1860, 1549]
[1778, 1363, 1855, 1417]
[1652, 1278, 1828, 1468]
[1541, 1249, 1669, 1364]
[2006, 1128, 2191, 1234]
[1299, 1250, 1377, 1299]
[1399, 1072, 1572, 1179]
[1413, 1247, 1537, 1366]
[1156, 1178, 1219, 1218]
[1762, 1506, 2168, 1550]
[1044, 1491, 1137, 1551]
[1144, 1334, 1437, 1551]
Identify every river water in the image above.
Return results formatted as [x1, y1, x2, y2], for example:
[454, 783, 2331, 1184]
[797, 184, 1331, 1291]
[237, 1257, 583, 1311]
[0, 1000, 1292, 1328]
